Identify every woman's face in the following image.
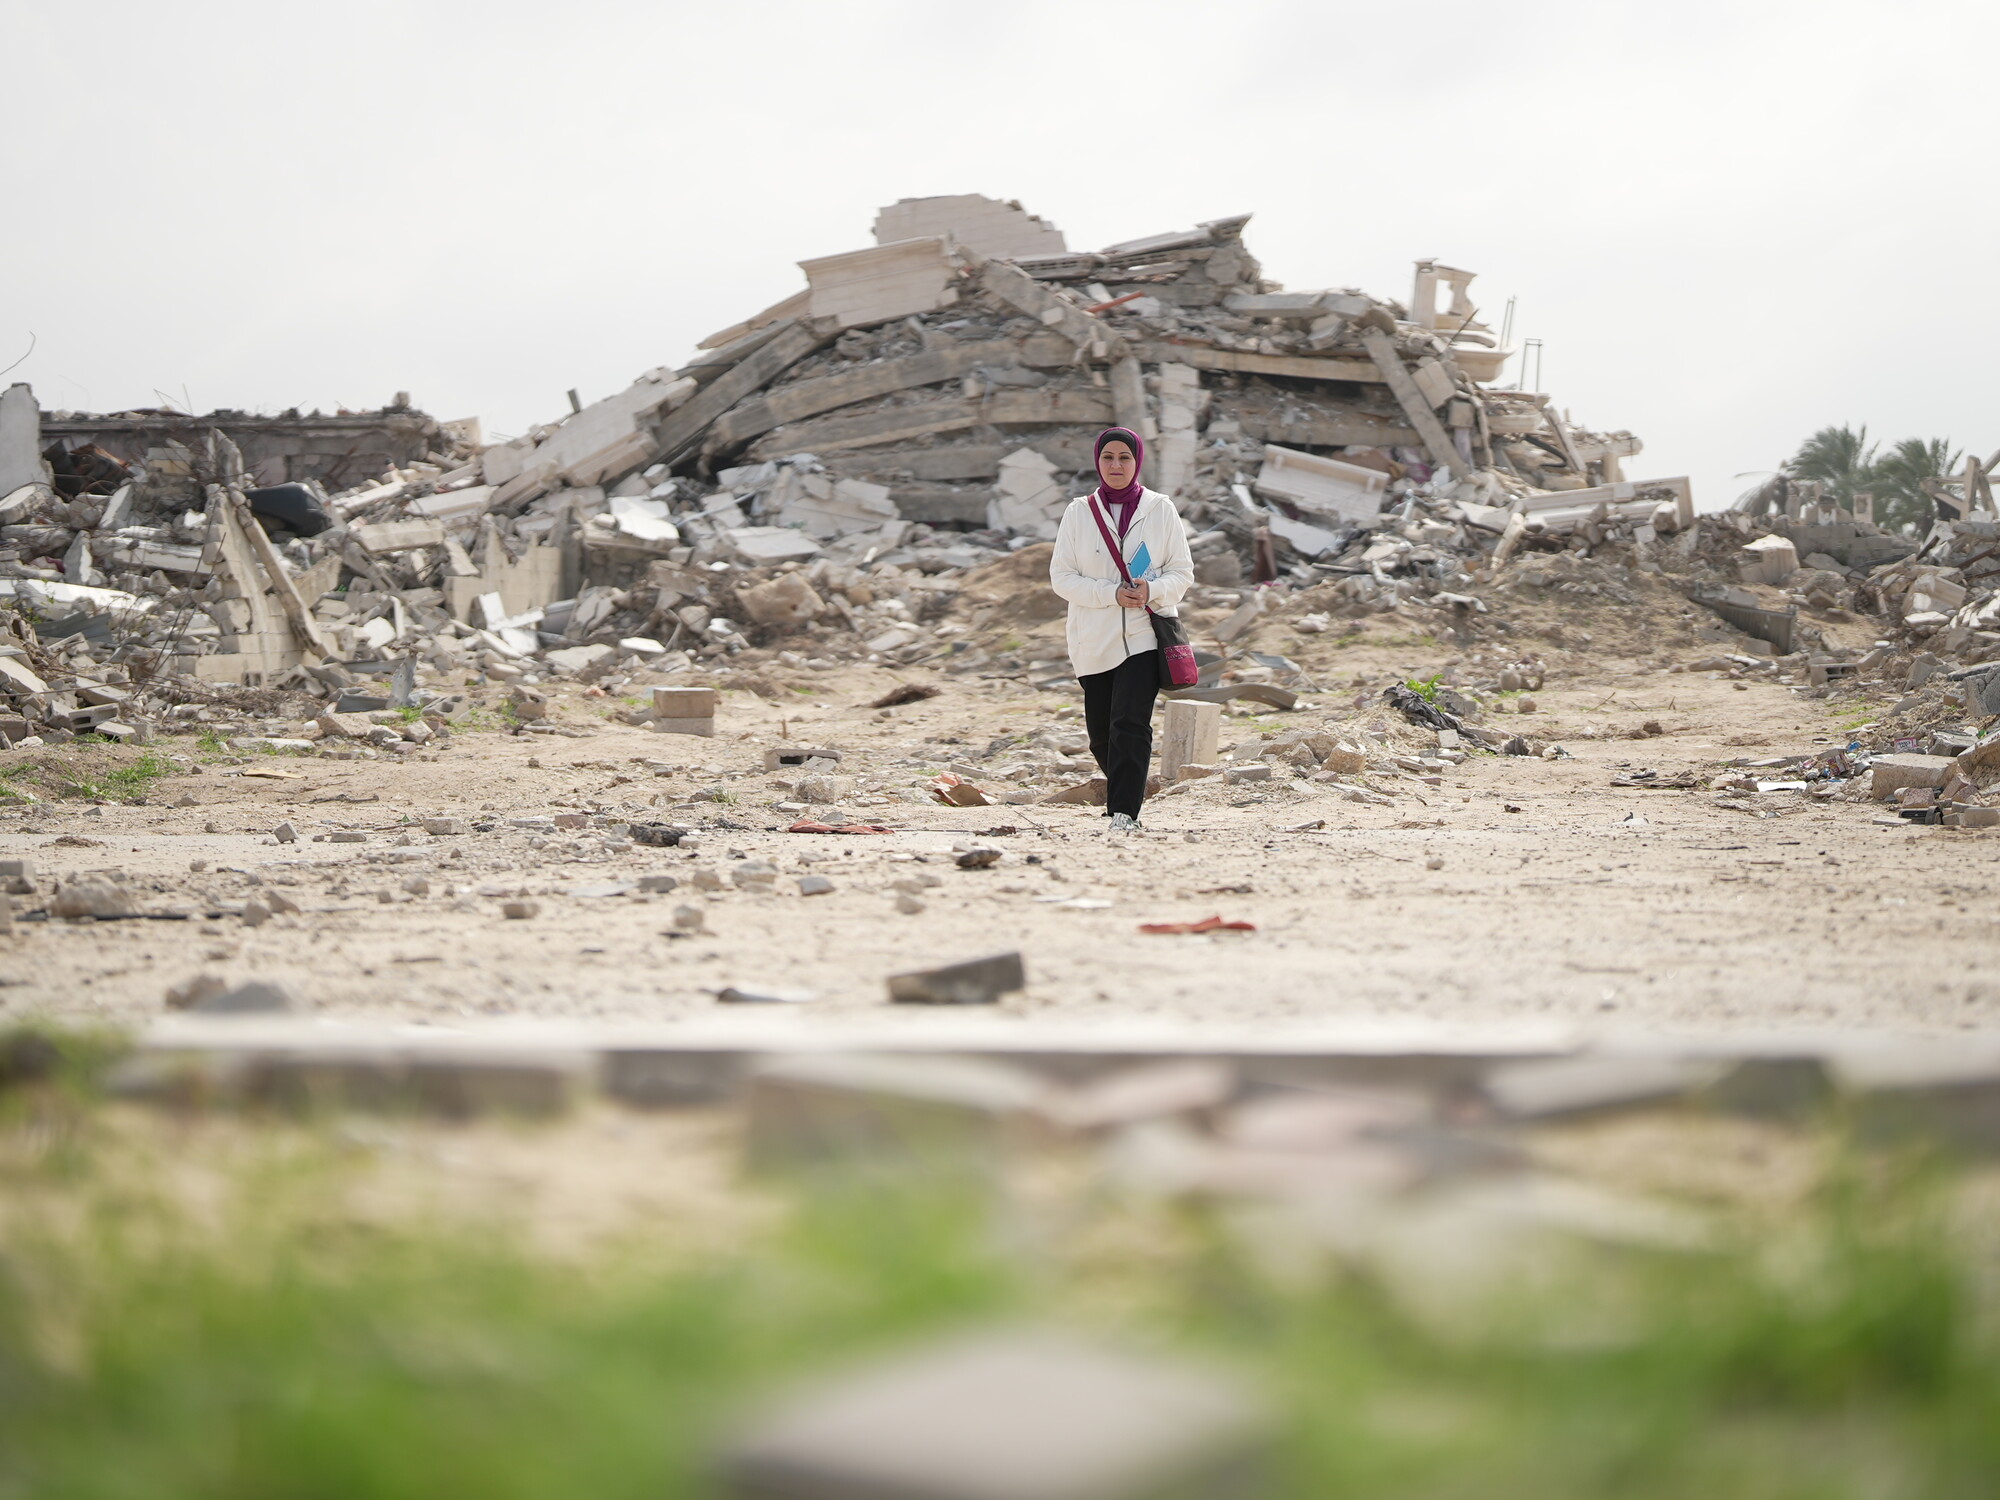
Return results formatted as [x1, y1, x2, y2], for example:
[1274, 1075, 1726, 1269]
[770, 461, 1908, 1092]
[1097, 441, 1137, 491]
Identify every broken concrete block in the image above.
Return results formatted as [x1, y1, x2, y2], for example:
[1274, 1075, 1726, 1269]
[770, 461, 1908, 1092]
[544, 643, 615, 677]
[1738, 534, 1798, 585]
[1223, 763, 1271, 784]
[163, 973, 229, 1011]
[738, 572, 824, 628]
[873, 194, 1068, 258]
[1213, 594, 1264, 645]
[1318, 742, 1367, 775]
[51, 879, 138, 920]
[655, 685, 719, 718]
[652, 684, 718, 737]
[797, 774, 848, 804]
[746, 1052, 1048, 1170]
[887, 951, 1025, 1005]
[1253, 443, 1387, 524]
[1160, 699, 1221, 781]
[190, 979, 298, 1015]
[0, 384, 50, 501]
[716, 1329, 1269, 1500]
[354, 518, 448, 554]
[1870, 754, 1956, 799]
[801, 235, 959, 330]
[422, 817, 469, 836]
[726, 526, 822, 564]
[273, 821, 298, 843]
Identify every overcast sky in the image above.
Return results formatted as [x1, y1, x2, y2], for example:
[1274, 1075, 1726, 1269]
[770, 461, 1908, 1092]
[5, 0, 1992, 507]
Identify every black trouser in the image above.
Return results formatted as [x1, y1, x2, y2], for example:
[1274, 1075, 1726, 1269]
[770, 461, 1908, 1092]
[1079, 649, 1158, 818]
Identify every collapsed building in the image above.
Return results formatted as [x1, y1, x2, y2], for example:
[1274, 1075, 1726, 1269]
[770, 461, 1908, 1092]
[0, 193, 1695, 739]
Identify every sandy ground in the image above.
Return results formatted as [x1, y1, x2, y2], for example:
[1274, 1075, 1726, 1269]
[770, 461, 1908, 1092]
[12, 566, 1999, 1045]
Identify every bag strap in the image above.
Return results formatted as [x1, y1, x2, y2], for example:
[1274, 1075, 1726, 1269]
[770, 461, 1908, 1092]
[1086, 495, 1135, 587]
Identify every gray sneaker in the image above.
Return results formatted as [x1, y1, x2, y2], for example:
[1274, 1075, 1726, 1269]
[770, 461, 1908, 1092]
[1107, 812, 1142, 832]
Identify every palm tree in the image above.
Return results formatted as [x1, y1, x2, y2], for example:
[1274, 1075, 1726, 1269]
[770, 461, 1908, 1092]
[1870, 437, 1961, 535]
[1782, 425, 1877, 509]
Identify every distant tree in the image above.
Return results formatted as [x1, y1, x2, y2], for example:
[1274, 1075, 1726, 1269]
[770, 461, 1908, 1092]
[1782, 424, 1877, 509]
[1870, 437, 1961, 535]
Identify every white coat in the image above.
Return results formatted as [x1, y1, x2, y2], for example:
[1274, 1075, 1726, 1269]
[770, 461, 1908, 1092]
[1048, 488, 1195, 678]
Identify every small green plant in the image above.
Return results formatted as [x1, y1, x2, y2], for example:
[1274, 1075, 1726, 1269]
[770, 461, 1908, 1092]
[53, 751, 172, 802]
[1404, 673, 1443, 704]
[395, 705, 425, 723]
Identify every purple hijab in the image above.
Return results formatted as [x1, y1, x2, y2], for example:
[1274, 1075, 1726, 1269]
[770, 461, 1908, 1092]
[1093, 427, 1145, 536]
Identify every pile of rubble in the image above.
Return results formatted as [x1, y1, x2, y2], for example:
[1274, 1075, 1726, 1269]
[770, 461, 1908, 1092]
[0, 194, 1689, 737]
[15, 187, 2000, 802]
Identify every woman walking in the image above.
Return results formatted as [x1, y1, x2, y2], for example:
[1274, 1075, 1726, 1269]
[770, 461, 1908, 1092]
[1049, 427, 1195, 830]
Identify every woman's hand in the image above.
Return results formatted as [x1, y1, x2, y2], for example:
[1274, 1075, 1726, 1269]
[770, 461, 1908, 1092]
[1115, 580, 1150, 609]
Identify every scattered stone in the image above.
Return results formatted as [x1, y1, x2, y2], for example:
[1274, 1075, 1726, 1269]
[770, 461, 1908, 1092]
[895, 893, 926, 914]
[798, 874, 835, 896]
[502, 900, 540, 919]
[718, 985, 816, 1004]
[637, 874, 679, 893]
[50, 879, 138, 920]
[955, 846, 1003, 870]
[190, 979, 298, 1015]
[273, 821, 298, 843]
[329, 831, 367, 844]
[671, 903, 707, 932]
[732, 861, 780, 890]
[163, 973, 228, 1010]
[423, 817, 469, 835]
[241, 899, 271, 927]
[888, 951, 1026, 1005]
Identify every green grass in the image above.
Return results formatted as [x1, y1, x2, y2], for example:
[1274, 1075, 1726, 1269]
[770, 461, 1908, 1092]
[394, 706, 425, 723]
[51, 750, 173, 802]
[0, 763, 42, 803]
[2, 1077, 1998, 1500]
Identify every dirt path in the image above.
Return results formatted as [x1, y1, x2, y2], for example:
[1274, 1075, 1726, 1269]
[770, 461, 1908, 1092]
[14, 613, 1998, 1041]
